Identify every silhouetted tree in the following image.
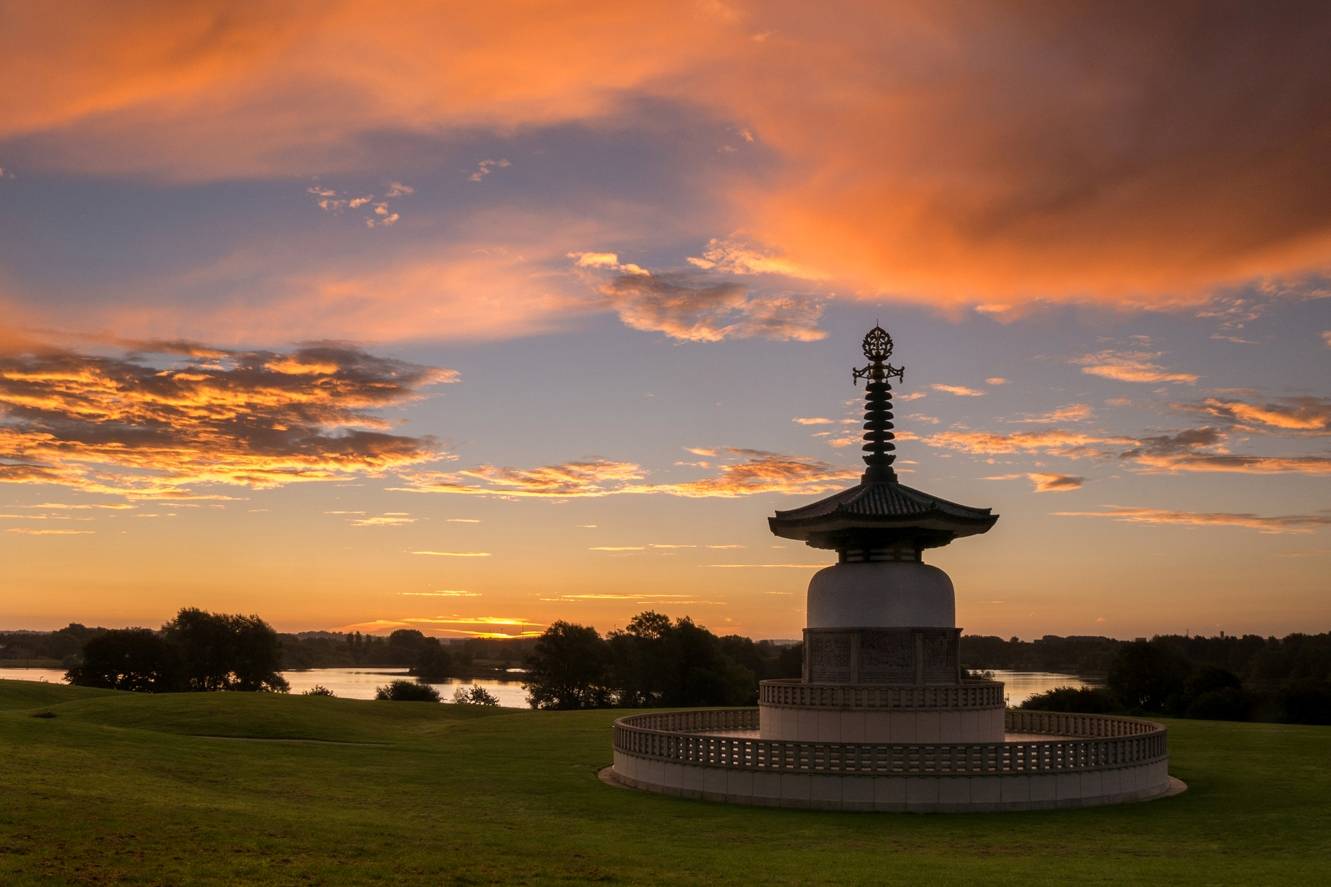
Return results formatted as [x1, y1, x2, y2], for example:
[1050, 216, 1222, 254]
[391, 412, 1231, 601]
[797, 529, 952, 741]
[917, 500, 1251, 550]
[66, 629, 180, 692]
[162, 608, 288, 692]
[301, 685, 336, 697]
[524, 621, 612, 709]
[1108, 640, 1189, 713]
[375, 680, 440, 702]
[453, 685, 500, 706]
[409, 641, 452, 682]
[1021, 686, 1120, 713]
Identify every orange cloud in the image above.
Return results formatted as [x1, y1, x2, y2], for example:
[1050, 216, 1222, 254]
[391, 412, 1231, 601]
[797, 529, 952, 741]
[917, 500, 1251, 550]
[649, 449, 858, 498]
[597, 269, 826, 343]
[926, 429, 1130, 457]
[8, 5, 1326, 304]
[396, 448, 857, 499]
[1027, 473, 1085, 493]
[930, 384, 985, 398]
[1198, 397, 1331, 433]
[5, 527, 95, 536]
[1013, 404, 1094, 425]
[1074, 351, 1198, 384]
[0, 341, 449, 498]
[1132, 452, 1331, 476]
[114, 237, 593, 345]
[409, 551, 492, 558]
[1056, 506, 1331, 535]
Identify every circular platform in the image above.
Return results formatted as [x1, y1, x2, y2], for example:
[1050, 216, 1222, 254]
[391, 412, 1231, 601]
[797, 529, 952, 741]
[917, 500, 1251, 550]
[759, 678, 1006, 743]
[610, 708, 1172, 812]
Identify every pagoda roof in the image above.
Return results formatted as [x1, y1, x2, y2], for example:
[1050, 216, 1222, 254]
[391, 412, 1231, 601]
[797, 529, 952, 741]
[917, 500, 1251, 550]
[769, 477, 997, 547]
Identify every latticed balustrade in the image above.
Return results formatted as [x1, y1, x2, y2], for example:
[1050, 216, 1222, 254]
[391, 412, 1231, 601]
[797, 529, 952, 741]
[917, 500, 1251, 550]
[612, 708, 1166, 776]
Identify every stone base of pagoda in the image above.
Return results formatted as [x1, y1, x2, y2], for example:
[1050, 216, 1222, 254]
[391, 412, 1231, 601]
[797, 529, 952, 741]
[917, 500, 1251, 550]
[608, 708, 1177, 813]
[758, 679, 1005, 743]
[804, 626, 963, 684]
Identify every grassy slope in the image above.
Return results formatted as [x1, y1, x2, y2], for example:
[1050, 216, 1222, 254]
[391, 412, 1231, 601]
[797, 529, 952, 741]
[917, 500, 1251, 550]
[1, 680, 1328, 885]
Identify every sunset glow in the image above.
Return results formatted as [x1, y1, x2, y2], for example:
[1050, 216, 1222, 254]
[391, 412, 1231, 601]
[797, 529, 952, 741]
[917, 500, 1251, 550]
[2, 2, 1329, 639]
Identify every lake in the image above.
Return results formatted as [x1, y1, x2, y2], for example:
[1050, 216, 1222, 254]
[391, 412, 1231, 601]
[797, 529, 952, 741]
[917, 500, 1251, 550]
[0, 666, 1095, 707]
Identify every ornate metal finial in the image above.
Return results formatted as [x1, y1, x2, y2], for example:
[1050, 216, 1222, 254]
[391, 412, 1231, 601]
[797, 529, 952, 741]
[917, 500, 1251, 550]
[851, 324, 905, 482]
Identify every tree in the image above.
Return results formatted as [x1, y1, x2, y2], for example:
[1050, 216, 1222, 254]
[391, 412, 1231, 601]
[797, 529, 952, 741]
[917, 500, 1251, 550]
[453, 685, 499, 706]
[1108, 640, 1189, 713]
[1021, 686, 1120, 713]
[66, 629, 180, 692]
[302, 685, 336, 697]
[524, 621, 612, 709]
[161, 608, 289, 692]
[410, 642, 452, 682]
[375, 680, 440, 702]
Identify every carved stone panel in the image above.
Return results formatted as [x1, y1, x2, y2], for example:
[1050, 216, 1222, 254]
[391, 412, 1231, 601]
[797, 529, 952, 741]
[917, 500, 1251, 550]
[921, 629, 959, 683]
[806, 630, 854, 683]
[857, 629, 916, 683]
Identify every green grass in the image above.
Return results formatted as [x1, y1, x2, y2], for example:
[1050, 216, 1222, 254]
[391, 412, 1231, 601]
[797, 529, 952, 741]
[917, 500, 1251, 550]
[1, 680, 1328, 885]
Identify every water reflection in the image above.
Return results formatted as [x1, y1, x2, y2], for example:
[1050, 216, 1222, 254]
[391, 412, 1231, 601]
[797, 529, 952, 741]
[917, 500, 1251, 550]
[0, 667, 1095, 707]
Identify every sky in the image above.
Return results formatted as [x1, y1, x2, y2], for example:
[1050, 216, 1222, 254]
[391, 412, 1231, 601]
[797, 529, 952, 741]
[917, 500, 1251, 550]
[1, 2, 1329, 640]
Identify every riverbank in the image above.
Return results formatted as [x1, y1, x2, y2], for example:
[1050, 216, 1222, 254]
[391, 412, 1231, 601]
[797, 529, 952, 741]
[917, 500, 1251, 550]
[0, 667, 1095, 708]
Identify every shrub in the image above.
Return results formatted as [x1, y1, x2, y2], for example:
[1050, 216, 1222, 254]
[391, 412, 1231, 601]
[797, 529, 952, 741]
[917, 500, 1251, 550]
[1020, 686, 1120, 713]
[375, 680, 440, 702]
[301, 685, 336, 697]
[1185, 687, 1251, 721]
[1277, 679, 1331, 725]
[453, 685, 500, 706]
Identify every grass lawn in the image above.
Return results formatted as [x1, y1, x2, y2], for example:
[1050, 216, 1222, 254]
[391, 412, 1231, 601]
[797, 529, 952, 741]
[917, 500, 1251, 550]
[2, 680, 1328, 885]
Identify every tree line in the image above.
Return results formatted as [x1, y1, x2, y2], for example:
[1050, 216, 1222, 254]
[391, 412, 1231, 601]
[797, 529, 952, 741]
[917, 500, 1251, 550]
[18, 611, 1331, 723]
[522, 612, 800, 709]
[1020, 636, 1331, 725]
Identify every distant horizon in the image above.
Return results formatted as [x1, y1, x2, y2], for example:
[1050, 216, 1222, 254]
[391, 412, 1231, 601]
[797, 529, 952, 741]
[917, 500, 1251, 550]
[4, 613, 1326, 646]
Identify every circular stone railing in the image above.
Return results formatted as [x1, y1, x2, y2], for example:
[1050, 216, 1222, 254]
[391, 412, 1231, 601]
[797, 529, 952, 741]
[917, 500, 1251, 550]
[760, 678, 1003, 710]
[611, 708, 1166, 776]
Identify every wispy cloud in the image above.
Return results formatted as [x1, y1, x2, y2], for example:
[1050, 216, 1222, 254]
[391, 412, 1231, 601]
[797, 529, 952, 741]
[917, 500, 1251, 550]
[307, 181, 413, 228]
[930, 383, 985, 397]
[984, 472, 1085, 492]
[926, 428, 1130, 457]
[1028, 473, 1085, 493]
[685, 238, 826, 280]
[1056, 506, 1331, 534]
[468, 158, 511, 182]
[1195, 397, 1331, 433]
[1012, 404, 1093, 424]
[349, 513, 415, 527]
[400, 590, 480, 598]
[602, 272, 825, 343]
[5, 527, 94, 535]
[706, 563, 827, 569]
[408, 550, 492, 557]
[1073, 350, 1197, 384]
[396, 448, 857, 499]
[793, 417, 835, 425]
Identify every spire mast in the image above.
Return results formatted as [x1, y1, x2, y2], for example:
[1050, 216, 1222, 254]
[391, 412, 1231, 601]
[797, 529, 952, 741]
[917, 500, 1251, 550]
[852, 325, 905, 482]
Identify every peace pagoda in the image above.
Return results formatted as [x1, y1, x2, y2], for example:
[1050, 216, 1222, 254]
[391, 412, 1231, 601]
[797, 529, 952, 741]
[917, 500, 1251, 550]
[608, 326, 1177, 811]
